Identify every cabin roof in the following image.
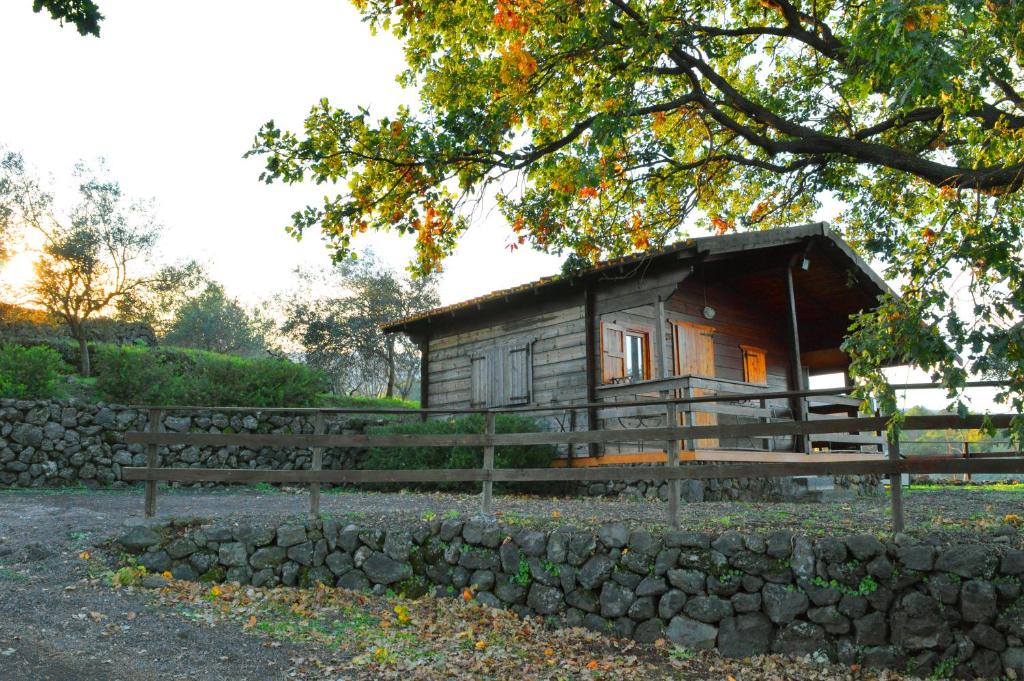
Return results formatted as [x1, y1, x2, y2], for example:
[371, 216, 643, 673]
[382, 222, 893, 335]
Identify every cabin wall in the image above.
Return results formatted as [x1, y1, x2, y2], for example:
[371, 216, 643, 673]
[664, 279, 792, 389]
[590, 277, 794, 392]
[592, 275, 797, 454]
[425, 296, 588, 412]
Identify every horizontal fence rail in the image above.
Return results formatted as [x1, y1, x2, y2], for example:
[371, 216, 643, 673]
[122, 457, 1024, 485]
[123, 414, 1020, 450]
[123, 380, 1011, 415]
[122, 385, 1024, 533]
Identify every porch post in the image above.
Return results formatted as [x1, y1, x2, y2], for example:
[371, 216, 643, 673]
[784, 264, 810, 452]
[583, 284, 599, 457]
[418, 335, 430, 421]
[656, 294, 680, 520]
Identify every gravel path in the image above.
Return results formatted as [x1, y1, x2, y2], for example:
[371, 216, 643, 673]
[0, 484, 1020, 680]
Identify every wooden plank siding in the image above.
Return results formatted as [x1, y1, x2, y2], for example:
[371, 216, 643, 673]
[427, 299, 589, 412]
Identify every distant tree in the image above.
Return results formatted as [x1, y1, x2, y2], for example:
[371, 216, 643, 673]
[0, 151, 30, 263]
[114, 260, 207, 336]
[31, 0, 103, 36]
[0, 152, 191, 376]
[280, 254, 439, 398]
[164, 282, 272, 357]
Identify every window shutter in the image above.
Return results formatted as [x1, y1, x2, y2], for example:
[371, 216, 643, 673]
[506, 343, 532, 404]
[488, 350, 504, 407]
[741, 345, 767, 385]
[470, 354, 490, 407]
[601, 321, 626, 383]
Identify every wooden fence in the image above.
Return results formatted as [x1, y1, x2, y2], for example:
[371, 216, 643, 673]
[122, 384, 1023, 534]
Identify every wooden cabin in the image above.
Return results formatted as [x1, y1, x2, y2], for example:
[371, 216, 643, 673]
[383, 223, 893, 465]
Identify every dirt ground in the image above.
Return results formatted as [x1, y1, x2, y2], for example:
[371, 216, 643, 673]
[0, 484, 1020, 680]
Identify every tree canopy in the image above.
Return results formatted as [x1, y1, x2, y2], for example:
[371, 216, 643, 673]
[0, 151, 195, 376]
[164, 282, 272, 358]
[279, 253, 439, 399]
[31, 0, 103, 36]
[249, 0, 1024, 411]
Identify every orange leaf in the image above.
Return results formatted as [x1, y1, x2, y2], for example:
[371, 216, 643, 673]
[585, 660, 599, 670]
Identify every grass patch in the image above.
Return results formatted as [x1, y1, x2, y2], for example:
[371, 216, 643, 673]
[0, 566, 29, 582]
[317, 394, 419, 410]
[906, 482, 1024, 493]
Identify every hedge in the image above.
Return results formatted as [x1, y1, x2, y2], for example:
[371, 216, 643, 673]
[93, 344, 328, 407]
[0, 343, 67, 399]
[361, 413, 557, 492]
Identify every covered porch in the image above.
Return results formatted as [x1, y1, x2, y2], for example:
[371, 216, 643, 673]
[572, 229, 894, 466]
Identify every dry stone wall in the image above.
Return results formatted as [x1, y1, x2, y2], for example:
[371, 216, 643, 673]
[120, 518, 1024, 679]
[0, 399, 371, 488]
[575, 472, 883, 503]
[3, 399, 882, 502]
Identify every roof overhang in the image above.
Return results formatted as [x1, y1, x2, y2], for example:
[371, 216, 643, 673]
[383, 222, 894, 342]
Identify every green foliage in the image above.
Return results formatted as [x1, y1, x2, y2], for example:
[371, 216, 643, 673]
[163, 282, 271, 357]
[514, 557, 531, 587]
[361, 413, 555, 491]
[93, 344, 328, 407]
[32, 0, 103, 36]
[810, 574, 879, 597]
[929, 656, 958, 680]
[0, 343, 67, 398]
[318, 393, 419, 410]
[110, 563, 147, 587]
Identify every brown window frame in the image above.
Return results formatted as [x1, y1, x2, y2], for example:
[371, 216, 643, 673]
[601, 320, 653, 385]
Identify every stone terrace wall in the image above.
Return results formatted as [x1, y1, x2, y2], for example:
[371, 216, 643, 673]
[575, 473, 883, 503]
[3, 399, 883, 501]
[0, 399, 374, 488]
[120, 518, 1024, 679]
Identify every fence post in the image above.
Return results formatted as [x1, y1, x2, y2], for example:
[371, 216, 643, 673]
[309, 411, 325, 519]
[888, 433, 904, 534]
[481, 411, 496, 516]
[666, 401, 681, 530]
[144, 408, 163, 518]
[962, 441, 971, 482]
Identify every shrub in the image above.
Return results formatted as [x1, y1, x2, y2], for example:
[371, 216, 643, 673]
[0, 343, 67, 399]
[361, 414, 557, 492]
[93, 344, 328, 407]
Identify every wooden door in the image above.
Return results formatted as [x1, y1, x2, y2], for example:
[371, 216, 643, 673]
[673, 322, 718, 448]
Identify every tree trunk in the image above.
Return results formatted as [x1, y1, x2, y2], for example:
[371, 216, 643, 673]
[77, 334, 91, 378]
[385, 340, 396, 398]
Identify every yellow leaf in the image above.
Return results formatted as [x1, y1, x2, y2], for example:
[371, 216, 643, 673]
[78, 551, 90, 560]
[475, 639, 487, 650]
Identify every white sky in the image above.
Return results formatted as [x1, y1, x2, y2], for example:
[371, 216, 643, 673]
[0, 1, 1003, 411]
[0, 0, 563, 307]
